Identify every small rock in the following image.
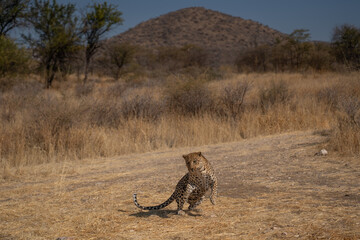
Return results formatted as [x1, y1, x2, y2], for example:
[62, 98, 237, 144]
[315, 149, 328, 156]
[320, 149, 328, 155]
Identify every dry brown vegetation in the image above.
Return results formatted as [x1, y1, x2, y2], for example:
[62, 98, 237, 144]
[0, 72, 359, 239]
[0, 132, 359, 239]
[1, 72, 359, 169]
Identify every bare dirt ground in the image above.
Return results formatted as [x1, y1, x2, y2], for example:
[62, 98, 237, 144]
[1, 131, 359, 239]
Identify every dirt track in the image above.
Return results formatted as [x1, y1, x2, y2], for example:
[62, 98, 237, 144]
[1, 131, 359, 239]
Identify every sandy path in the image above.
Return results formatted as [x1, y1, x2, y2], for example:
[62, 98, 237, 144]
[1, 131, 359, 239]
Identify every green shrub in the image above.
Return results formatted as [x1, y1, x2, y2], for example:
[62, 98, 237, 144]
[0, 36, 29, 89]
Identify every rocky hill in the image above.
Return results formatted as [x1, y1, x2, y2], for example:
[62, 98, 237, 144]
[110, 7, 285, 65]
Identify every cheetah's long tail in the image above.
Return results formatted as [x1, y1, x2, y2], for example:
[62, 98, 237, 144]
[133, 192, 175, 210]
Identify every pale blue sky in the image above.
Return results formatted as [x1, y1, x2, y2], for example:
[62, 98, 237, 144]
[27, 0, 360, 42]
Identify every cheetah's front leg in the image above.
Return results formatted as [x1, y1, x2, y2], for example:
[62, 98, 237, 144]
[210, 178, 218, 205]
[176, 183, 195, 215]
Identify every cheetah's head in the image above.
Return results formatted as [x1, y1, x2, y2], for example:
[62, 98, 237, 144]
[183, 152, 205, 173]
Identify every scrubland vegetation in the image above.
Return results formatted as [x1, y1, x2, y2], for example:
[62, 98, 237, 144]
[1, 72, 359, 168]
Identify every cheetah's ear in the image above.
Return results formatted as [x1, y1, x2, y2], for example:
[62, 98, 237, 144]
[197, 152, 202, 156]
[182, 155, 187, 159]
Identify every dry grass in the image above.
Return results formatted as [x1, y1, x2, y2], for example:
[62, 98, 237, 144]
[0, 72, 359, 168]
[0, 132, 359, 239]
[0, 72, 359, 239]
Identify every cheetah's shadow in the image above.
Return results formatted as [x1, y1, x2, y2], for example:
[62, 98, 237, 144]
[129, 209, 175, 218]
[128, 209, 202, 218]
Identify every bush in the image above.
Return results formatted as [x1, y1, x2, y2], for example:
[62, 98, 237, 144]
[316, 86, 340, 111]
[330, 96, 360, 155]
[0, 36, 30, 90]
[331, 24, 360, 70]
[0, 36, 29, 78]
[121, 95, 163, 120]
[105, 81, 128, 99]
[25, 97, 79, 154]
[75, 81, 95, 97]
[0, 81, 43, 122]
[218, 82, 250, 119]
[259, 80, 291, 113]
[235, 45, 270, 73]
[165, 78, 213, 115]
[156, 44, 208, 72]
[308, 42, 334, 71]
[88, 100, 122, 128]
[338, 96, 360, 126]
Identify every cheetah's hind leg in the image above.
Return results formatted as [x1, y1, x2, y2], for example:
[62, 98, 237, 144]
[188, 197, 204, 211]
[187, 187, 205, 210]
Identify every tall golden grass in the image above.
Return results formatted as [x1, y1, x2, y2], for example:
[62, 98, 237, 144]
[0, 72, 359, 167]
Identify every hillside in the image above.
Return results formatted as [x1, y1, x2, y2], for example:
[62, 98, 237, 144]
[110, 7, 285, 65]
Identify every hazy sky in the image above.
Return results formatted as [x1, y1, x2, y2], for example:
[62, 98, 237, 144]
[51, 0, 360, 42]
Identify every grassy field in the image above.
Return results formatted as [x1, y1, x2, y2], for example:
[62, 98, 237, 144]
[0, 72, 359, 239]
[1, 72, 359, 168]
[0, 131, 359, 239]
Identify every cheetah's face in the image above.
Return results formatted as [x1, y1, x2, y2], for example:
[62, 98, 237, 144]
[183, 152, 205, 173]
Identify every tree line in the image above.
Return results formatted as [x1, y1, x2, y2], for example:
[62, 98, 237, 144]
[1, 0, 360, 89]
[1, 0, 122, 88]
[236, 27, 360, 72]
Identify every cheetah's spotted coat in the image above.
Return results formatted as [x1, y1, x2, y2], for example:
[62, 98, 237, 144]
[133, 152, 218, 215]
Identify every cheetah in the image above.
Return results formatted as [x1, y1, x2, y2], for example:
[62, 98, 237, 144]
[133, 152, 217, 215]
